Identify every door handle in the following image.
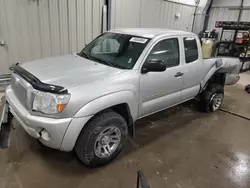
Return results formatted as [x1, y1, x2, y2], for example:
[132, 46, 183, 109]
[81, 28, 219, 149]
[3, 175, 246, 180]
[175, 72, 184, 77]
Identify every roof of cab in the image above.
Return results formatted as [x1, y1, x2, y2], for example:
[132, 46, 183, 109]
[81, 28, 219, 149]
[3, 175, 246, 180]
[108, 28, 195, 38]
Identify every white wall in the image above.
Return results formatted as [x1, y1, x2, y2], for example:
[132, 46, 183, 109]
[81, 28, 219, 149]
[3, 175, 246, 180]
[168, 0, 196, 6]
[212, 0, 242, 7]
[0, 0, 104, 74]
[111, 0, 196, 32]
[211, 0, 250, 7]
[243, 0, 250, 7]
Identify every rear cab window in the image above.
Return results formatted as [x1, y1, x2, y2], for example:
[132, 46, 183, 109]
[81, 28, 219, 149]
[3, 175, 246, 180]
[183, 37, 199, 63]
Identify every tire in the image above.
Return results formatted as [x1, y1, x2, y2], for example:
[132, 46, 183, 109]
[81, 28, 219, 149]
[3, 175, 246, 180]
[245, 85, 250, 93]
[75, 110, 128, 167]
[200, 84, 224, 113]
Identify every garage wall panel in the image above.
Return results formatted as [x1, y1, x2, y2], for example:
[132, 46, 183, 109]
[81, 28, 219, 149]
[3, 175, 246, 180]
[0, 0, 104, 74]
[16, 0, 31, 63]
[92, 0, 102, 39]
[76, 0, 85, 51]
[68, 0, 78, 53]
[85, 0, 93, 44]
[207, 8, 240, 40]
[243, 0, 250, 7]
[39, 0, 52, 58]
[240, 10, 250, 21]
[139, 0, 162, 28]
[29, 1, 43, 60]
[4, 0, 21, 64]
[0, 0, 10, 74]
[59, 0, 69, 55]
[168, 0, 196, 6]
[49, 0, 61, 56]
[121, 0, 141, 28]
[212, 0, 241, 7]
[161, 1, 195, 31]
[111, 0, 196, 32]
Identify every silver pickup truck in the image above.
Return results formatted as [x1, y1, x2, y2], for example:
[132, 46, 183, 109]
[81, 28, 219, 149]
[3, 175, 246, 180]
[0, 28, 241, 167]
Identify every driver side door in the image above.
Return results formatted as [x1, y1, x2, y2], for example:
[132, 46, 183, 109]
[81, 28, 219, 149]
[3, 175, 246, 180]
[139, 37, 184, 117]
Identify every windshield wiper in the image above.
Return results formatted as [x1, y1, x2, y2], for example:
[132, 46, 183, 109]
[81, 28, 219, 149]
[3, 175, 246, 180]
[91, 57, 128, 69]
[92, 57, 115, 67]
[77, 52, 127, 69]
[77, 51, 95, 62]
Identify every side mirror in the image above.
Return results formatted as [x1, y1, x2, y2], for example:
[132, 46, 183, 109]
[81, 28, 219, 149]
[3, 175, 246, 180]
[141, 60, 166, 74]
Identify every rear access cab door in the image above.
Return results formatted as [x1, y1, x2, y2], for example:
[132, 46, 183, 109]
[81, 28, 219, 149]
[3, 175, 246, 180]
[180, 36, 204, 101]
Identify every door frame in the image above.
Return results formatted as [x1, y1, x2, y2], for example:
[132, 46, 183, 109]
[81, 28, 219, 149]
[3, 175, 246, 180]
[137, 36, 185, 118]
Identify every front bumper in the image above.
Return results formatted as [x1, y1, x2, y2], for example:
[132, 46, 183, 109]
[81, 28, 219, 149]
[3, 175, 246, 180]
[5, 86, 72, 149]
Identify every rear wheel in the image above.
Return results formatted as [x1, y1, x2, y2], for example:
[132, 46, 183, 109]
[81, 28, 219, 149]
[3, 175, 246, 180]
[245, 85, 250, 93]
[200, 84, 224, 113]
[75, 110, 128, 167]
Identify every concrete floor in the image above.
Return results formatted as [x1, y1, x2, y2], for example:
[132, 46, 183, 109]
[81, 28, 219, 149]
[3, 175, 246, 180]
[0, 75, 250, 188]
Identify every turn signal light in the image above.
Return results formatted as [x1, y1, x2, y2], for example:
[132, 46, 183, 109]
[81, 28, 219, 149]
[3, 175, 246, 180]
[57, 104, 67, 112]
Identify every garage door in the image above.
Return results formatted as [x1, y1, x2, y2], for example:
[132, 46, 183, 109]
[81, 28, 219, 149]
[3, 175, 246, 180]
[0, 0, 104, 75]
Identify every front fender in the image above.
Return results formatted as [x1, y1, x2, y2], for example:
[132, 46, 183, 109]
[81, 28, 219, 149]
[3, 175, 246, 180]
[74, 91, 138, 121]
[60, 91, 138, 151]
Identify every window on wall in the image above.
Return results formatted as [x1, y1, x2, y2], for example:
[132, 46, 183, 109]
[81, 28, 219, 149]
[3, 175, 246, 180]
[146, 38, 180, 68]
[183, 37, 198, 63]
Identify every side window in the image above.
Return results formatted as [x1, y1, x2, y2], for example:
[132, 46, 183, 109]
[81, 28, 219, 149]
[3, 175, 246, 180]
[183, 37, 198, 63]
[146, 38, 179, 68]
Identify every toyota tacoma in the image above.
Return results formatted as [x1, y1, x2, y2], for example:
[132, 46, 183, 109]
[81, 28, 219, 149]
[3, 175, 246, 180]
[0, 28, 241, 167]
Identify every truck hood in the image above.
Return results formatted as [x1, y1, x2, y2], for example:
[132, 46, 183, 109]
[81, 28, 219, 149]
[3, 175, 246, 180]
[21, 54, 125, 88]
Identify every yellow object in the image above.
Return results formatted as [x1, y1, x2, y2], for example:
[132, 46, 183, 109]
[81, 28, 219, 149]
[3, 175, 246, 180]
[202, 39, 215, 58]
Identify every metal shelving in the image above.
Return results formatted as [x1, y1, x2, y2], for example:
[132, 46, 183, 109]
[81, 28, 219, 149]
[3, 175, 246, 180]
[215, 21, 250, 72]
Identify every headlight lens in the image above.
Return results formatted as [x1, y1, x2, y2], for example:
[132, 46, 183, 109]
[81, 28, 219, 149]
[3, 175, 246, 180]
[33, 91, 70, 114]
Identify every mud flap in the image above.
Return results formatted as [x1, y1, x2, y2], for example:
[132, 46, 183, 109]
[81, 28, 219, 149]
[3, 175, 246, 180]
[0, 102, 13, 149]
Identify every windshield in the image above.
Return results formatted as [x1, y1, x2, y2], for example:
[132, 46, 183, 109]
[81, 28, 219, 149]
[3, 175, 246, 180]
[79, 32, 150, 69]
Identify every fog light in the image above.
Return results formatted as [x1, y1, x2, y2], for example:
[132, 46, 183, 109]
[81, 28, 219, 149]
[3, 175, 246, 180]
[40, 129, 51, 141]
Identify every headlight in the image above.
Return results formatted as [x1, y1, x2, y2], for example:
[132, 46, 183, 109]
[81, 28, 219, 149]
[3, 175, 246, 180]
[32, 91, 70, 114]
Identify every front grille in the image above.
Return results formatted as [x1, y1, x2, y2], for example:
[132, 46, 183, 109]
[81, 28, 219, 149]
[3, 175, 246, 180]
[11, 75, 27, 108]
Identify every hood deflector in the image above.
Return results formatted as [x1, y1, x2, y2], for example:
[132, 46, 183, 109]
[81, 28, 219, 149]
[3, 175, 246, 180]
[10, 64, 68, 94]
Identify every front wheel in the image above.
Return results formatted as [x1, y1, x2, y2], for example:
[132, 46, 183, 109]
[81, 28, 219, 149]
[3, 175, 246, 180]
[200, 84, 224, 113]
[75, 110, 128, 167]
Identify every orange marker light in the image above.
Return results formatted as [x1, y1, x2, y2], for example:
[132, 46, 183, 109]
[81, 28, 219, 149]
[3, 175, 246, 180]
[57, 104, 67, 112]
